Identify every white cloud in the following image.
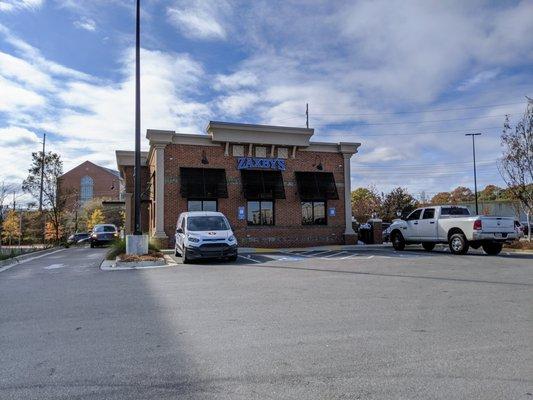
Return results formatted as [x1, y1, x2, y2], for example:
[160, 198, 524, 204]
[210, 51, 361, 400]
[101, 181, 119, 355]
[0, 26, 211, 191]
[73, 17, 96, 32]
[167, 0, 230, 40]
[0, 0, 43, 12]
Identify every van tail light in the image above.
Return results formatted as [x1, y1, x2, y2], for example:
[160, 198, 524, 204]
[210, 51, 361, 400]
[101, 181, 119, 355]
[473, 220, 482, 231]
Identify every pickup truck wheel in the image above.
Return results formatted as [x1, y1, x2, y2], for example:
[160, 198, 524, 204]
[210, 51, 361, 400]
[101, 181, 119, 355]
[482, 242, 503, 256]
[391, 231, 405, 251]
[449, 233, 469, 255]
[422, 242, 435, 251]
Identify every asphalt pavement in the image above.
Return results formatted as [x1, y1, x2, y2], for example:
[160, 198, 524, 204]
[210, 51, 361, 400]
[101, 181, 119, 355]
[0, 245, 532, 399]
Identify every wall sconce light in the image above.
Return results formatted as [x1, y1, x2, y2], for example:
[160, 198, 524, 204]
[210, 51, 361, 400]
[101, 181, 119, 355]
[201, 151, 209, 165]
[313, 155, 323, 171]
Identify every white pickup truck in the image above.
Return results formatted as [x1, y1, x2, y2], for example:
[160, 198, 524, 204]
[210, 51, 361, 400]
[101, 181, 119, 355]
[388, 205, 518, 255]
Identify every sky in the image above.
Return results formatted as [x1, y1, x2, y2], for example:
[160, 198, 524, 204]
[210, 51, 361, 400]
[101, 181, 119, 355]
[0, 0, 532, 204]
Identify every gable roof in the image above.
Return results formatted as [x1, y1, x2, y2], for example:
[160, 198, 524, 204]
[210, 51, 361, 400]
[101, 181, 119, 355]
[60, 160, 122, 180]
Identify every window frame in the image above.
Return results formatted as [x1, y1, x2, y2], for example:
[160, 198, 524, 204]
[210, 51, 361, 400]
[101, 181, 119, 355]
[422, 208, 435, 219]
[246, 200, 275, 226]
[187, 199, 218, 212]
[301, 201, 327, 225]
[80, 175, 94, 203]
[406, 209, 422, 221]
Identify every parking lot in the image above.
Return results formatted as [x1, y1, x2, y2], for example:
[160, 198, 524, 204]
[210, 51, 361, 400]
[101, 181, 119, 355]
[1, 245, 532, 399]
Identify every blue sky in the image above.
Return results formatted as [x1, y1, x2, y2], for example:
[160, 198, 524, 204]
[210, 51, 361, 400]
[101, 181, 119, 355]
[1, 0, 532, 201]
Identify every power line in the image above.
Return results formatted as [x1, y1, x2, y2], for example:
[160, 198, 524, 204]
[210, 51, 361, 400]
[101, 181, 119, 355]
[323, 126, 502, 137]
[272, 101, 524, 123]
[310, 113, 513, 127]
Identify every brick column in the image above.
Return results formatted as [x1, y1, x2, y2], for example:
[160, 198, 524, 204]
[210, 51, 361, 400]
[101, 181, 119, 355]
[153, 144, 168, 245]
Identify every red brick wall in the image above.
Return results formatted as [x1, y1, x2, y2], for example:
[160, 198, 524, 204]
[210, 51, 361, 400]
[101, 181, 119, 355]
[163, 143, 347, 248]
[59, 161, 120, 210]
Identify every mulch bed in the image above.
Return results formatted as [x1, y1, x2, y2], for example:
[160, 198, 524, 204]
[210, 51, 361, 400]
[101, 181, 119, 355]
[118, 251, 164, 262]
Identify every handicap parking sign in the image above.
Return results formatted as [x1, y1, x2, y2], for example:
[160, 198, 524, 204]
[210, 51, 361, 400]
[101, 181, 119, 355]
[328, 207, 336, 216]
[238, 206, 246, 220]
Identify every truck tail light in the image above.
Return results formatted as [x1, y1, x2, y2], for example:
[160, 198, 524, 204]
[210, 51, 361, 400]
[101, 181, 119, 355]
[473, 220, 482, 230]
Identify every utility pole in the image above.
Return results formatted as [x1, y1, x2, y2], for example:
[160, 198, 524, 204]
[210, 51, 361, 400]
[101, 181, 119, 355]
[465, 133, 481, 215]
[133, 0, 142, 235]
[39, 133, 46, 244]
[305, 103, 309, 129]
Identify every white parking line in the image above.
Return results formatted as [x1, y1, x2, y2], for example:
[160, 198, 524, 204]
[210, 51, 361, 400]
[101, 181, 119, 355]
[0, 249, 65, 273]
[322, 251, 350, 258]
[44, 263, 65, 270]
[238, 255, 262, 263]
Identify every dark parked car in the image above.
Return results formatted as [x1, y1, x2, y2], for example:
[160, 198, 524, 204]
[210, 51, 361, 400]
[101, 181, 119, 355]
[67, 232, 90, 245]
[90, 224, 118, 247]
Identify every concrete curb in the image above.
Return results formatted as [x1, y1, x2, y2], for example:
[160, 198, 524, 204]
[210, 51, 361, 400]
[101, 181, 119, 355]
[0, 247, 59, 268]
[100, 255, 178, 271]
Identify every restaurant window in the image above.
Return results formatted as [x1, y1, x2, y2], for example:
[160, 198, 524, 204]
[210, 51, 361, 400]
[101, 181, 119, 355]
[247, 201, 274, 226]
[302, 201, 326, 225]
[180, 168, 228, 199]
[188, 200, 217, 212]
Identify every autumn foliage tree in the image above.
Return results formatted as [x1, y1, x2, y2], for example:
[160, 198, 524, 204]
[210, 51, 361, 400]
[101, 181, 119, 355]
[87, 208, 105, 231]
[2, 210, 21, 245]
[351, 186, 381, 223]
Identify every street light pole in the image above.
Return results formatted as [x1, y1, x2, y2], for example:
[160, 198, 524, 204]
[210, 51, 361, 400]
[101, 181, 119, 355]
[133, 0, 142, 235]
[465, 133, 481, 215]
[39, 133, 46, 244]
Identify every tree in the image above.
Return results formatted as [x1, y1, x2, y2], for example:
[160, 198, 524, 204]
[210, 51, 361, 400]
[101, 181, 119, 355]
[44, 221, 64, 242]
[431, 192, 452, 204]
[2, 210, 20, 246]
[479, 185, 503, 201]
[351, 186, 381, 223]
[449, 186, 474, 203]
[22, 151, 70, 243]
[0, 181, 15, 250]
[87, 208, 105, 231]
[498, 99, 533, 241]
[380, 187, 418, 222]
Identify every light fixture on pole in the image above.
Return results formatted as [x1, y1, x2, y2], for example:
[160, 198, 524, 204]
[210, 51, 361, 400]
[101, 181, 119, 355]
[465, 132, 481, 215]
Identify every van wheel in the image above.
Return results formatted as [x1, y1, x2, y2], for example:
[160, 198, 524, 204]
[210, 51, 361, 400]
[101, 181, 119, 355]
[482, 242, 503, 256]
[422, 242, 435, 251]
[182, 250, 190, 264]
[449, 233, 469, 255]
[391, 231, 405, 251]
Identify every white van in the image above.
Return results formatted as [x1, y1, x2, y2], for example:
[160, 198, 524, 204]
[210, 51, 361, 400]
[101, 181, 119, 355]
[174, 211, 238, 263]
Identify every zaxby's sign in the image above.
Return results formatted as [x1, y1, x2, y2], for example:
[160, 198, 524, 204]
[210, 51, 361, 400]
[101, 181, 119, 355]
[237, 157, 286, 171]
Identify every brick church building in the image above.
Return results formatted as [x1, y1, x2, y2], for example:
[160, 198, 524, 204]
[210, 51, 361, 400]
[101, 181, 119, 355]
[58, 161, 123, 210]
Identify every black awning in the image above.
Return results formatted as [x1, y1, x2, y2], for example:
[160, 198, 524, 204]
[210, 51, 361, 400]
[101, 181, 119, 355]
[295, 172, 339, 200]
[180, 168, 228, 199]
[241, 170, 286, 199]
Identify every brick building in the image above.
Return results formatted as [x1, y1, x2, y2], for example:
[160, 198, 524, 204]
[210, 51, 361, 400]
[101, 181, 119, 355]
[116, 122, 360, 249]
[58, 161, 123, 210]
